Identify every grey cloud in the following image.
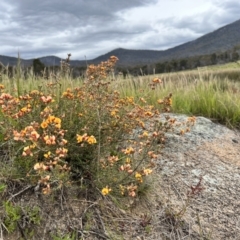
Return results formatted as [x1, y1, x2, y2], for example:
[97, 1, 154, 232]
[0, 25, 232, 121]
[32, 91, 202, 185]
[142, 29, 198, 50]
[215, 0, 240, 11]
[166, 17, 215, 35]
[213, 0, 240, 25]
[0, 0, 239, 60]
[159, 0, 240, 37]
[8, 0, 156, 22]
[1, 0, 157, 59]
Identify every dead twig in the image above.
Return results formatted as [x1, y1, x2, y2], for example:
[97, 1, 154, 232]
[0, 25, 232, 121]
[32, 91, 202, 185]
[79, 201, 98, 230]
[7, 185, 33, 202]
[95, 208, 107, 234]
[83, 230, 110, 239]
[0, 222, 3, 240]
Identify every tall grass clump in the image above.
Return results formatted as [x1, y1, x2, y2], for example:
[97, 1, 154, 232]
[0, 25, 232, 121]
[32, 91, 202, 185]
[116, 69, 240, 129]
[0, 56, 192, 200]
[171, 76, 240, 128]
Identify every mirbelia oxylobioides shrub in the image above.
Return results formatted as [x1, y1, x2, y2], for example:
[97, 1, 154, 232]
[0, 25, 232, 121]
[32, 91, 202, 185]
[0, 56, 195, 199]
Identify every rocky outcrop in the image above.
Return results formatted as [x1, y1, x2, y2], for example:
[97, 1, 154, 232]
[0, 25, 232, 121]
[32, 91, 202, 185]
[150, 114, 240, 239]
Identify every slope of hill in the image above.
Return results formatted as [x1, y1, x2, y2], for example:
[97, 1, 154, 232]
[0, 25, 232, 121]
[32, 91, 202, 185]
[93, 19, 240, 66]
[164, 18, 240, 58]
[0, 19, 240, 67]
[0, 55, 32, 67]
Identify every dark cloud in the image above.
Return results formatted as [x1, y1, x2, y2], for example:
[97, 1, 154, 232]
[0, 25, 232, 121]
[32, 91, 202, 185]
[1, 0, 156, 59]
[162, 0, 240, 35]
[0, 0, 239, 60]
[213, 0, 240, 25]
[165, 16, 215, 35]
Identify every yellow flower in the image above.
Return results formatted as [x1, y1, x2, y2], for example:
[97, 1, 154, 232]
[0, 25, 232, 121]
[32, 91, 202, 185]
[30, 143, 36, 149]
[110, 110, 117, 117]
[143, 168, 152, 176]
[76, 134, 83, 143]
[125, 157, 131, 164]
[135, 172, 143, 183]
[42, 184, 51, 195]
[142, 131, 148, 137]
[21, 107, 28, 113]
[123, 147, 135, 155]
[46, 115, 61, 128]
[119, 185, 125, 195]
[53, 117, 61, 124]
[87, 135, 97, 144]
[47, 115, 55, 123]
[41, 121, 48, 129]
[110, 108, 119, 117]
[135, 172, 142, 178]
[44, 151, 51, 159]
[101, 186, 111, 196]
[126, 96, 134, 104]
[145, 111, 153, 117]
[42, 106, 52, 114]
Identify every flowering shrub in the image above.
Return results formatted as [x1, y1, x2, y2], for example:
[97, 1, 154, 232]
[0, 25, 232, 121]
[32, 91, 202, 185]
[0, 56, 194, 198]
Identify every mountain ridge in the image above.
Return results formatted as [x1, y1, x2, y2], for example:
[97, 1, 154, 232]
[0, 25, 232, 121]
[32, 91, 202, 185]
[1, 18, 240, 67]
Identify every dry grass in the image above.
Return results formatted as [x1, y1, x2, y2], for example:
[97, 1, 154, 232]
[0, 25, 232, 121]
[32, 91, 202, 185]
[115, 67, 240, 129]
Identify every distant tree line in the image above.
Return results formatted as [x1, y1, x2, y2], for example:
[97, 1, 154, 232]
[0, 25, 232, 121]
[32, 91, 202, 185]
[0, 45, 239, 80]
[116, 45, 240, 76]
[156, 46, 240, 73]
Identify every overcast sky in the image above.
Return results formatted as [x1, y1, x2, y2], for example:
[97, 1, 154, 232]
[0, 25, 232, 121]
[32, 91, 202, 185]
[1, 0, 239, 60]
